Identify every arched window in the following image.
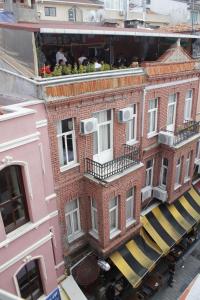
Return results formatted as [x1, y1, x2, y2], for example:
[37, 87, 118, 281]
[0, 165, 29, 234]
[17, 260, 43, 300]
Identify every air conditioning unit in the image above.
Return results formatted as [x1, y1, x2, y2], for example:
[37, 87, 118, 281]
[119, 10, 125, 16]
[80, 118, 98, 134]
[158, 131, 174, 147]
[118, 107, 133, 123]
[141, 186, 152, 202]
[153, 187, 168, 203]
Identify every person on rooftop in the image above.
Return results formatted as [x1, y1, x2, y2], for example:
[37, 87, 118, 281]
[78, 52, 87, 65]
[56, 47, 67, 65]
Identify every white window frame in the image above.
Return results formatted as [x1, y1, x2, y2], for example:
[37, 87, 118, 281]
[93, 109, 113, 163]
[65, 199, 81, 242]
[184, 153, 191, 182]
[91, 198, 98, 236]
[109, 197, 118, 237]
[57, 118, 77, 170]
[167, 93, 177, 132]
[105, 0, 123, 11]
[145, 159, 154, 187]
[126, 188, 135, 227]
[148, 98, 158, 137]
[160, 158, 168, 189]
[44, 7, 56, 16]
[174, 158, 182, 189]
[126, 104, 137, 144]
[184, 90, 193, 121]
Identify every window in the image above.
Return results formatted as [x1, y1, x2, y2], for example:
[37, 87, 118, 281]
[91, 198, 98, 234]
[146, 0, 151, 4]
[68, 8, 76, 22]
[93, 109, 113, 163]
[105, 0, 123, 10]
[126, 188, 135, 226]
[160, 158, 168, 189]
[196, 140, 200, 159]
[57, 118, 77, 168]
[44, 7, 56, 16]
[109, 197, 118, 235]
[184, 90, 193, 121]
[145, 159, 154, 187]
[0, 165, 29, 234]
[17, 260, 43, 300]
[175, 158, 182, 189]
[191, 11, 199, 25]
[65, 199, 81, 241]
[148, 99, 158, 136]
[167, 94, 177, 131]
[126, 104, 137, 143]
[185, 153, 191, 181]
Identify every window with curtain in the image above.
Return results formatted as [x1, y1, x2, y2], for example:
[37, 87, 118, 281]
[65, 199, 81, 241]
[126, 188, 135, 226]
[185, 152, 191, 181]
[184, 90, 193, 121]
[148, 99, 158, 136]
[91, 198, 98, 234]
[0, 165, 29, 234]
[109, 197, 118, 235]
[57, 118, 76, 168]
[44, 7, 56, 16]
[126, 104, 137, 143]
[167, 94, 177, 131]
[160, 158, 168, 189]
[145, 159, 154, 187]
[17, 260, 43, 300]
[175, 158, 182, 188]
[93, 109, 112, 155]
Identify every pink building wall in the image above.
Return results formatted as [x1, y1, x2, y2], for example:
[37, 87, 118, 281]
[0, 100, 64, 297]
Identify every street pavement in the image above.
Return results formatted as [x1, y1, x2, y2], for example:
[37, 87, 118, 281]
[151, 239, 200, 300]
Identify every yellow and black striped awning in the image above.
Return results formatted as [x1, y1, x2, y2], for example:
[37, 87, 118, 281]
[141, 187, 200, 255]
[109, 229, 162, 288]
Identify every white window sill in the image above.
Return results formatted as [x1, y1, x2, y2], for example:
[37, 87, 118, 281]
[67, 231, 84, 244]
[110, 229, 121, 240]
[184, 177, 191, 183]
[126, 219, 136, 228]
[147, 132, 158, 139]
[184, 119, 193, 123]
[174, 184, 182, 191]
[126, 140, 139, 146]
[60, 163, 80, 173]
[89, 230, 99, 240]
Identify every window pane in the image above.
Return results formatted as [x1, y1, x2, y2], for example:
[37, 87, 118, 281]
[92, 198, 97, 208]
[99, 124, 110, 151]
[62, 118, 73, 133]
[162, 168, 167, 185]
[109, 197, 117, 209]
[66, 134, 74, 162]
[146, 159, 153, 168]
[66, 199, 77, 212]
[110, 210, 116, 230]
[93, 131, 98, 155]
[66, 215, 72, 236]
[73, 211, 79, 232]
[126, 188, 133, 198]
[163, 158, 168, 166]
[167, 105, 175, 126]
[126, 198, 133, 220]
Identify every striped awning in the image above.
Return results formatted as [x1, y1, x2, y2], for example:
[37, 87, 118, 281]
[141, 188, 200, 255]
[109, 229, 162, 288]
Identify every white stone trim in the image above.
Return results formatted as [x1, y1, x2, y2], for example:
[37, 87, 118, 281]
[45, 193, 57, 202]
[0, 210, 58, 248]
[0, 106, 35, 122]
[36, 119, 48, 128]
[0, 132, 40, 152]
[55, 261, 65, 270]
[39, 143, 45, 174]
[0, 233, 52, 272]
[145, 77, 198, 91]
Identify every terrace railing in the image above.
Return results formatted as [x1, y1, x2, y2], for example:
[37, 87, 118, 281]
[174, 121, 200, 145]
[85, 145, 140, 181]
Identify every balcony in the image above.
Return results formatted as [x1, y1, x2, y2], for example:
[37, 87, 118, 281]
[85, 145, 140, 181]
[158, 121, 200, 147]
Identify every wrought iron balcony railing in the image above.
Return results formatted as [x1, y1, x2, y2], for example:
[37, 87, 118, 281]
[85, 145, 140, 181]
[174, 121, 200, 145]
[159, 121, 200, 147]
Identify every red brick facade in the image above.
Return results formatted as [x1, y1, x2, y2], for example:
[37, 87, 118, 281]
[46, 46, 200, 268]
